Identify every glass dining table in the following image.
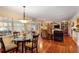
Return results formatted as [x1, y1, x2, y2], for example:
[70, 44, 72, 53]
[13, 34, 33, 53]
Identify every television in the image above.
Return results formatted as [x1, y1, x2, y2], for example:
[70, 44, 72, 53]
[54, 24, 60, 29]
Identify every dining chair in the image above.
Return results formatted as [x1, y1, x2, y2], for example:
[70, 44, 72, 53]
[0, 36, 18, 53]
[25, 35, 39, 53]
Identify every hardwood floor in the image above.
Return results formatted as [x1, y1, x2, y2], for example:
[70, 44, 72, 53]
[0, 35, 78, 53]
[38, 35, 78, 53]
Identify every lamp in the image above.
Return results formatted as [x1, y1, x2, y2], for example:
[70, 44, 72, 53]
[19, 6, 30, 23]
[19, 20, 30, 23]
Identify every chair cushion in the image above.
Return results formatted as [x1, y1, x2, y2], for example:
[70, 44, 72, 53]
[5, 44, 17, 51]
[25, 42, 32, 48]
[2, 36, 14, 46]
[25, 42, 37, 48]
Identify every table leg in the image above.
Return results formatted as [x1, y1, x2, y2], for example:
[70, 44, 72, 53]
[22, 42, 23, 53]
[17, 42, 19, 52]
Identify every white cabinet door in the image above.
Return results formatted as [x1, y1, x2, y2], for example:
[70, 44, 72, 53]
[72, 31, 77, 42]
[76, 33, 79, 47]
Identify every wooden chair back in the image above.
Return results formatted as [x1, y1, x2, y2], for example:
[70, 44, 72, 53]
[0, 38, 5, 53]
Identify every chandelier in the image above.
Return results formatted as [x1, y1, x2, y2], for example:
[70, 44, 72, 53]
[19, 6, 30, 23]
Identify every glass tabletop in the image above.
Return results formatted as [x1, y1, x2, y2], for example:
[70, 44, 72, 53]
[14, 34, 33, 41]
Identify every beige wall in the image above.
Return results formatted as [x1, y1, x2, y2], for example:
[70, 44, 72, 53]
[0, 8, 25, 20]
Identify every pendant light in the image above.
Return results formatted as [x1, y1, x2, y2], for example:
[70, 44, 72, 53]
[19, 6, 30, 23]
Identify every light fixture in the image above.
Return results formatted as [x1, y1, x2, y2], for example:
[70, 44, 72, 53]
[19, 20, 30, 23]
[19, 6, 30, 23]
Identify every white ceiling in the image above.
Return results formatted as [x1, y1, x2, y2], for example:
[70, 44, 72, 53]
[0, 6, 79, 21]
